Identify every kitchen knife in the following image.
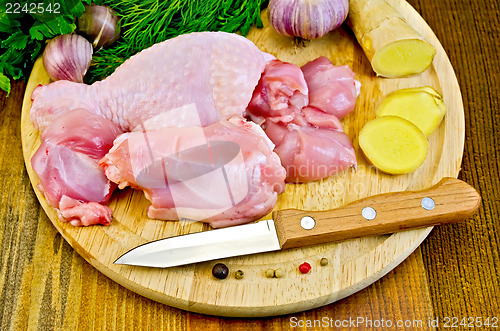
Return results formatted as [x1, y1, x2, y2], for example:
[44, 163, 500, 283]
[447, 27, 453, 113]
[114, 177, 480, 268]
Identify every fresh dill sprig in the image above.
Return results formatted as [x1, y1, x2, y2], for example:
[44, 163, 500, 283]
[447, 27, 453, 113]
[87, 0, 266, 82]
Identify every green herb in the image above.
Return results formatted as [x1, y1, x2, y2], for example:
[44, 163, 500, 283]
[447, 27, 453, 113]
[87, 0, 266, 82]
[0, 0, 90, 95]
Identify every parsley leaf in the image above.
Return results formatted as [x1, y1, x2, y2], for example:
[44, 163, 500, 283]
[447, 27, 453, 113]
[0, 0, 87, 94]
[2, 31, 29, 49]
[0, 72, 10, 95]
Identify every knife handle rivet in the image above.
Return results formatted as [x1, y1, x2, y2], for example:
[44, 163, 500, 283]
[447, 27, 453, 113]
[421, 197, 435, 210]
[300, 216, 316, 230]
[362, 207, 377, 220]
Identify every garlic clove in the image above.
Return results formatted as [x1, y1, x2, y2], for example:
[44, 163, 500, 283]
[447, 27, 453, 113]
[43, 34, 93, 83]
[78, 5, 121, 48]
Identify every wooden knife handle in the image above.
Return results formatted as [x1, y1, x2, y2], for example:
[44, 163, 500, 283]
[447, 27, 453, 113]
[272, 177, 481, 250]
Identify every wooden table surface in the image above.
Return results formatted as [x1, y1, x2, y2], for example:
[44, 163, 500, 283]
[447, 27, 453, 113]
[1, 0, 498, 329]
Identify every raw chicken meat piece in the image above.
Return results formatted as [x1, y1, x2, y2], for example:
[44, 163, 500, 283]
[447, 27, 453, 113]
[299, 106, 344, 131]
[30, 32, 268, 131]
[31, 109, 123, 226]
[100, 118, 286, 228]
[245, 58, 360, 126]
[265, 122, 356, 182]
[301, 56, 361, 119]
[245, 58, 359, 182]
[246, 59, 308, 125]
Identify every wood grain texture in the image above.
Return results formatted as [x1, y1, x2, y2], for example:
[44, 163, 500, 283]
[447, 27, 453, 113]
[409, 0, 500, 323]
[19, 0, 463, 317]
[0, 0, 498, 329]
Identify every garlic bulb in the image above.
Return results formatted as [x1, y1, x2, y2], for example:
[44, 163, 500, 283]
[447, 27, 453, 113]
[43, 34, 93, 83]
[268, 0, 349, 40]
[78, 5, 121, 48]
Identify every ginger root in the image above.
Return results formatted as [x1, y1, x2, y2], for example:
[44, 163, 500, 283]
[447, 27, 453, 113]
[376, 86, 447, 136]
[359, 116, 428, 174]
[348, 0, 436, 77]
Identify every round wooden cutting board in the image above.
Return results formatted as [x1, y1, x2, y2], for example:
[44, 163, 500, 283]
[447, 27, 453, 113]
[21, 0, 464, 317]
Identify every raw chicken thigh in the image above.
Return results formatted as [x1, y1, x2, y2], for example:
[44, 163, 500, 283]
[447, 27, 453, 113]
[31, 109, 123, 226]
[100, 118, 286, 228]
[30, 32, 268, 131]
[246, 57, 359, 182]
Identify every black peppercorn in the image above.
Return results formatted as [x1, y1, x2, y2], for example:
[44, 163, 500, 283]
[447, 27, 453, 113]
[212, 263, 229, 279]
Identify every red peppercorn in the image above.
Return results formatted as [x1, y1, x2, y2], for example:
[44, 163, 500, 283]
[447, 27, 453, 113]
[299, 262, 311, 274]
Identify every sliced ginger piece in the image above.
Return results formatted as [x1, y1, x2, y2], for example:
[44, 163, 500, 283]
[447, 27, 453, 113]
[348, 0, 436, 77]
[359, 116, 428, 174]
[376, 86, 447, 136]
[392, 86, 442, 98]
[370, 37, 437, 77]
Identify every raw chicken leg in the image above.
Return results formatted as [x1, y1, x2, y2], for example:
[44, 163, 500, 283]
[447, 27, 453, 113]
[31, 109, 123, 226]
[30, 32, 269, 131]
[100, 118, 286, 228]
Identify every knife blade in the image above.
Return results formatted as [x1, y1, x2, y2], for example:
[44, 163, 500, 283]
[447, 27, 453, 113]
[114, 177, 480, 268]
